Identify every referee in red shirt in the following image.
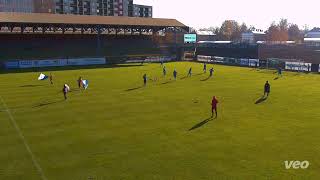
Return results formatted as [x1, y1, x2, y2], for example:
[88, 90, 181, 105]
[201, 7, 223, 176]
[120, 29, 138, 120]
[211, 96, 219, 118]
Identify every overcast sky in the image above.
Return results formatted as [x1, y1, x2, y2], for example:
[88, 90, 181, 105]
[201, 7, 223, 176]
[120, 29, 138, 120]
[135, 0, 319, 30]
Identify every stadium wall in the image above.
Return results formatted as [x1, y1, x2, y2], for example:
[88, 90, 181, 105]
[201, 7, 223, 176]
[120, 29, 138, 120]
[192, 43, 320, 72]
[3, 58, 106, 69]
[258, 44, 320, 64]
[195, 44, 259, 59]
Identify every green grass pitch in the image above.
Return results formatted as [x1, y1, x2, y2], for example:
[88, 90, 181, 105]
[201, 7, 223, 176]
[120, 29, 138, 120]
[0, 62, 320, 180]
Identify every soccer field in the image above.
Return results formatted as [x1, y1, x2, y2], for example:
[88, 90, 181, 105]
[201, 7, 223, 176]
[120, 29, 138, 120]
[0, 62, 319, 180]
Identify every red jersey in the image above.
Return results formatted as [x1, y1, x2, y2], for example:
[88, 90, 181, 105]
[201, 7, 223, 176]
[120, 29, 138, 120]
[212, 98, 218, 108]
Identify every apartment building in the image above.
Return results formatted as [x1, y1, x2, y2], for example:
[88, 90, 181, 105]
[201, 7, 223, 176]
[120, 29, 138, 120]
[0, 0, 152, 17]
[133, 4, 152, 18]
[0, 0, 33, 13]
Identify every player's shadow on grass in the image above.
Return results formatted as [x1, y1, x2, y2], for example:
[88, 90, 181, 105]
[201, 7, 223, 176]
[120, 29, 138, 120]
[255, 96, 268, 104]
[33, 100, 64, 108]
[125, 86, 144, 91]
[274, 77, 280, 80]
[194, 73, 203, 76]
[55, 89, 81, 94]
[200, 76, 211, 81]
[161, 80, 174, 85]
[189, 117, 213, 131]
[181, 73, 203, 80]
[20, 85, 44, 88]
[69, 89, 82, 93]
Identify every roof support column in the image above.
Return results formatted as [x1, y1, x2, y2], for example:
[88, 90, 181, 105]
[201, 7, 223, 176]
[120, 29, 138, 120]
[9, 24, 14, 32]
[96, 25, 102, 57]
[174, 27, 178, 58]
[20, 24, 25, 34]
[62, 25, 65, 34]
[42, 25, 46, 34]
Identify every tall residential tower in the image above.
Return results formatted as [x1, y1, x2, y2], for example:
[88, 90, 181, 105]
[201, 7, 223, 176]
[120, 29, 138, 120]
[0, 0, 152, 17]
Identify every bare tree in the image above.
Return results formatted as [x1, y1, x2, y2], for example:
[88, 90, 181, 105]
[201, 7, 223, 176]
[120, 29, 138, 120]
[189, 27, 197, 34]
[288, 24, 303, 42]
[198, 27, 217, 34]
[219, 20, 241, 41]
[240, 23, 248, 33]
[266, 19, 289, 42]
[279, 19, 289, 41]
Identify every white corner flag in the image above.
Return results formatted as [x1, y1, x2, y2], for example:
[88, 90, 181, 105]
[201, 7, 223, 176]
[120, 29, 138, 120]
[82, 80, 89, 89]
[38, 73, 48, 81]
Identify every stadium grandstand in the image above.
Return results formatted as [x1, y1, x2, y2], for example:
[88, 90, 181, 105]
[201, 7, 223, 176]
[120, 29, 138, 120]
[1, 13, 319, 72]
[0, 12, 188, 63]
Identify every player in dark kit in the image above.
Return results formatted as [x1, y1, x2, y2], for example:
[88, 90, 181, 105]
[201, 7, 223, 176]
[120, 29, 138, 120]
[264, 81, 271, 97]
[49, 73, 53, 85]
[278, 67, 282, 77]
[188, 67, 192, 77]
[211, 96, 219, 118]
[163, 66, 166, 76]
[143, 74, 147, 86]
[173, 69, 177, 80]
[78, 77, 83, 89]
[203, 63, 207, 73]
[209, 67, 214, 77]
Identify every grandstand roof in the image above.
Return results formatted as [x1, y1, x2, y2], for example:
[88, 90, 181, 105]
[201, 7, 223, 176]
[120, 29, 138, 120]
[0, 12, 188, 29]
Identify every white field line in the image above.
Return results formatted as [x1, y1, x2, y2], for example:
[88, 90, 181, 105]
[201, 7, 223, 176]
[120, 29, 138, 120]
[0, 96, 48, 180]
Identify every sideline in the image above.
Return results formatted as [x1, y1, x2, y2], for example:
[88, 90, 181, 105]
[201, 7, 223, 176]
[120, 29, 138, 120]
[0, 96, 48, 180]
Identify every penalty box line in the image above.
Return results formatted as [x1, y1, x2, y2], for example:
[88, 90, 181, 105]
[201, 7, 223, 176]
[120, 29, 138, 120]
[0, 96, 48, 180]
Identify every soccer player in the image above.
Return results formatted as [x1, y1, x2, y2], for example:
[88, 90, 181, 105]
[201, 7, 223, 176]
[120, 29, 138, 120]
[264, 81, 271, 97]
[62, 84, 68, 100]
[173, 69, 177, 80]
[211, 96, 219, 118]
[143, 74, 147, 86]
[188, 67, 192, 77]
[209, 67, 214, 77]
[203, 63, 207, 73]
[163, 66, 167, 76]
[49, 73, 53, 85]
[278, 67, 282, 77]
[78, 77, 83, 89]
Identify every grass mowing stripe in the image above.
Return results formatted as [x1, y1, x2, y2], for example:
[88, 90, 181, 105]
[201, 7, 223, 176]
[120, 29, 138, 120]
[0, 96, 48, 180]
